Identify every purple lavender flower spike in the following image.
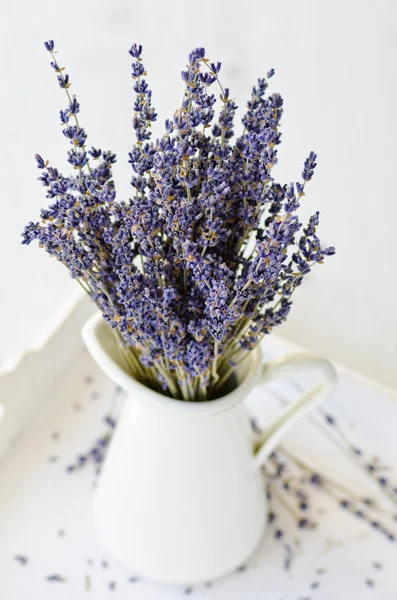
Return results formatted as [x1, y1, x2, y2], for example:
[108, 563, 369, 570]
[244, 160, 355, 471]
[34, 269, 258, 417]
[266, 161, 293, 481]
[22, 40, 334, 401]
[302, 151, 317, 182]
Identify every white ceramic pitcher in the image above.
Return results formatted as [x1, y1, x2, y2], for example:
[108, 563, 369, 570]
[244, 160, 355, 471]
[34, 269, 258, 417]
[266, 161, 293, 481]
[82, 313, 337, 585]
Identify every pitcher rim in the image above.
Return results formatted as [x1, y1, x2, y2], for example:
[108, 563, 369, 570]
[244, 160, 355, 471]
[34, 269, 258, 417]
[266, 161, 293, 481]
[82, 313, 263, 416]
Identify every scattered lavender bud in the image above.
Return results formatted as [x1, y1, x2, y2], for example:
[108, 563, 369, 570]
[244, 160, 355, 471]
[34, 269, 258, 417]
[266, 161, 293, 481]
[362, 497, 375, 506]
[298, 518, 309, 529]
[310, 474, 322, 486]
[14, 555, 28, 565]
[250, 418, 262, 434]
[275, 529, 284, 539]
[108, 581, 116, 590]
[296, 489, 307, 501]
[376, 477, 387, 487]
[268, 511, 276, 523]
[46, 574, 66, 582]
[104, 416, 116, 429]
[283, 544, 293, 571]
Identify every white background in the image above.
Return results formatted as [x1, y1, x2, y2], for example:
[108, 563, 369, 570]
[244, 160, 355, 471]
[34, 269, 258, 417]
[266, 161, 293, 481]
[1, 0, 396, 388]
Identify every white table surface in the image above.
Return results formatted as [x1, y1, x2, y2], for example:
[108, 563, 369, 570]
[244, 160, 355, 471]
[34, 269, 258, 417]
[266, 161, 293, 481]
[0, 336, 396, 599]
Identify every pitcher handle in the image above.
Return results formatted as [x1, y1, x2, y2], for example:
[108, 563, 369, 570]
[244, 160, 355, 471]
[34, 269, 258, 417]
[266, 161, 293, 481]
[253, 353, 337, 470]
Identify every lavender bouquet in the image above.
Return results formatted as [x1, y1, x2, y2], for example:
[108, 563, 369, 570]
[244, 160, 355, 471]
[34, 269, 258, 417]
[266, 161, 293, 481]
[22, 41, 334, 401]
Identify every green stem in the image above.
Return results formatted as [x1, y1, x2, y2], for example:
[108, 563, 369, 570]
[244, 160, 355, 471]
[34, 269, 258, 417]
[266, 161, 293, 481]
[212, 341, 220, 384]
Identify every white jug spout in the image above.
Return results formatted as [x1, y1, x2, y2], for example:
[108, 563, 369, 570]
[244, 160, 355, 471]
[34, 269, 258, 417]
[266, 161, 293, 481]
[82, 312, 136, 393]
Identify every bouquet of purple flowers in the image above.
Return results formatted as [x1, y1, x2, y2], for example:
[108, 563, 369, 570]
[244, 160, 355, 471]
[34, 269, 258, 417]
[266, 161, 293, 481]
[22, 41, 334, 401]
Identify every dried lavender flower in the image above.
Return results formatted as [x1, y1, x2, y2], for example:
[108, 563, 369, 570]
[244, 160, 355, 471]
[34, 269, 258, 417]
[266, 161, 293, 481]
[23, 41, 334, 401]
[46, 574, 66, 582]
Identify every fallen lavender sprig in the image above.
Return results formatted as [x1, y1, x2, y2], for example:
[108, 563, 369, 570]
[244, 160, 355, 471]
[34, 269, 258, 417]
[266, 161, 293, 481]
[256, 402, 397, 544]
[274, 448, 397, 543]
[22, 40, 334, 401]
[65, 415, 115, 473]
[282, 377, 397, 512]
